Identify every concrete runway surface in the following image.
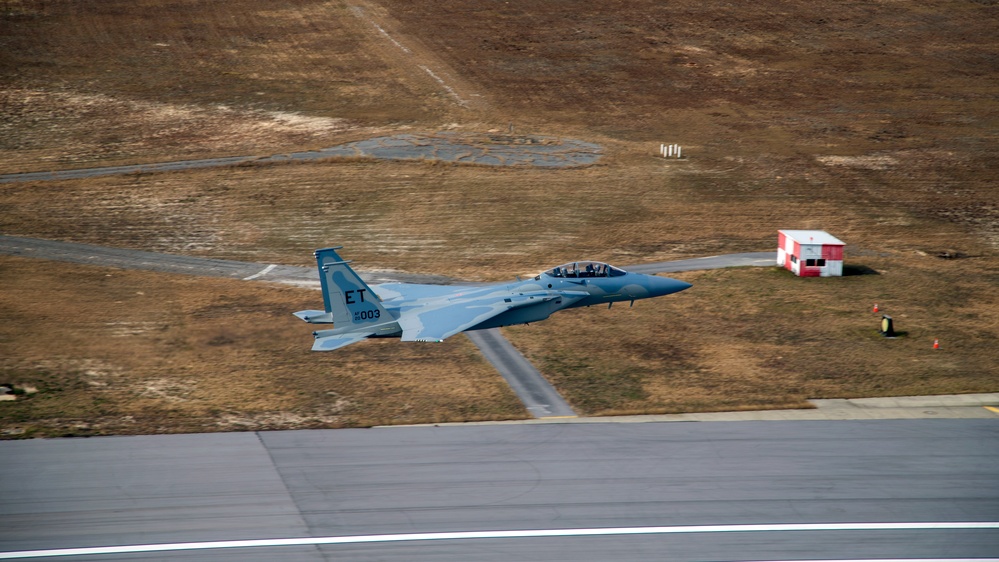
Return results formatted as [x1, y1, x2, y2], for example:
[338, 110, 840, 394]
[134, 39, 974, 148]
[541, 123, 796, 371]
[1, 419, 997, 561]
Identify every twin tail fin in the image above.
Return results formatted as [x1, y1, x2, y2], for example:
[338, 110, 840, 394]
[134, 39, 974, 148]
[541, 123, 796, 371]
[294, 247, 392, 331]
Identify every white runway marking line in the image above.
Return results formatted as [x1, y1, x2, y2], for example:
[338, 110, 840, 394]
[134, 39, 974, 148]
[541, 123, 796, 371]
[1, 522, 997, 559]
[242, 264, 276, 281]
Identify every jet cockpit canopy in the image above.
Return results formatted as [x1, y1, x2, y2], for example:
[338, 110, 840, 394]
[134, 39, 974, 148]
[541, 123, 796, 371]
[541, 261, 627, 279]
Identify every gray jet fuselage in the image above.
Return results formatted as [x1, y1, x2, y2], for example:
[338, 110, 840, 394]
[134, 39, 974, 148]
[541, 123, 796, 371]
[296, 249, 692, 351]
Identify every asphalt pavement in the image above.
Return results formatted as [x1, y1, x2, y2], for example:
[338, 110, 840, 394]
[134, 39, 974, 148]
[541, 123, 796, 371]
[465, 328, 576, 418]
[1, 419, 996, 561]
[625, 252, 776, 273]
[0, 235, 450, 286]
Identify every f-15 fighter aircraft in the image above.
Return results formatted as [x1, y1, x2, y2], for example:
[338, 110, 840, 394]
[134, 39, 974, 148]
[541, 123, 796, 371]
[295, 247, 692, 351]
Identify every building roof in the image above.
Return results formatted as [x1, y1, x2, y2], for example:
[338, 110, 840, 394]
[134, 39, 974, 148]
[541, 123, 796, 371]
[779, 230, 845, 245]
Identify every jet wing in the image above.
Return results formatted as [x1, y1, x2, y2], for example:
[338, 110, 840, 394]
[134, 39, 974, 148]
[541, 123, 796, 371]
[397, 291, 582, 342]
[373, 282, 483, 303]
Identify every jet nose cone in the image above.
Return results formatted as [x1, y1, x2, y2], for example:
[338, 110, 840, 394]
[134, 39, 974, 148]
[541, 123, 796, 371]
[651, 276, 692, 296]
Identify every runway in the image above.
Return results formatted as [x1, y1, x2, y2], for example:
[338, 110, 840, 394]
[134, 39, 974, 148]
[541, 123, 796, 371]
[1, 419, 997, 560]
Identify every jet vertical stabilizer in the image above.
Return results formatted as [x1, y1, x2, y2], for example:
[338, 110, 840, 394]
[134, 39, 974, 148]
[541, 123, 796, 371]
[314, 246, 391, 327]
[295, 247, 402, 350]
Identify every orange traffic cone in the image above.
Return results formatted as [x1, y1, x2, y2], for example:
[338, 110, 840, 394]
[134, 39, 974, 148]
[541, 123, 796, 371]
[933, 339, 940, 350]
[873, 303, 879, 313]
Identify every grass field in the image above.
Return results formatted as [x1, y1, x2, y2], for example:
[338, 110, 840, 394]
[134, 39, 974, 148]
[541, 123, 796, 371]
[1, 0, 997, 436]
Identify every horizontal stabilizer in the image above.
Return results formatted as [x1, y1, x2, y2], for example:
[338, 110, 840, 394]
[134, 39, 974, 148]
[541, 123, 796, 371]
[312, 332, 370, 351]
[294, 310, 334, 323]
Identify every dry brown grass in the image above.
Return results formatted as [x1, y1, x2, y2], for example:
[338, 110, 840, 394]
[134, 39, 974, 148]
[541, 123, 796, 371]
[506, 260, 999, 415]
[1, 0, 997, 434]
[0, 256, 525, 437]
[0, 153, 988, 275]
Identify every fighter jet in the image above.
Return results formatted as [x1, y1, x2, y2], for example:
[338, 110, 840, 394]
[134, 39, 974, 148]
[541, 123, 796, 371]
[295, 247, 692, 351]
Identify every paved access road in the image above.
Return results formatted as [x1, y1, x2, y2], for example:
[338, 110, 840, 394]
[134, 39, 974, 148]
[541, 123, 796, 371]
[626, 252, 777, 273]
[0, 235, 451, 286]
[1, 419, 996, 561]
[466, 328, 575, 418]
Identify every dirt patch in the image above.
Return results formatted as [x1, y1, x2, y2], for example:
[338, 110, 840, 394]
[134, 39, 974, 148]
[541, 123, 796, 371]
[0, 88, 370, 174]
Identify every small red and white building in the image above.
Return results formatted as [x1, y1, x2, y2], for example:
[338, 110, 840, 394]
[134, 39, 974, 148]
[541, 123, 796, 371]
[777, 230, 845, 277]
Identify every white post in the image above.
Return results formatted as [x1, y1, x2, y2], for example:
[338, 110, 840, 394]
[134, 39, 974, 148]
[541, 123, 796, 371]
[661, 144, 684, 159]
